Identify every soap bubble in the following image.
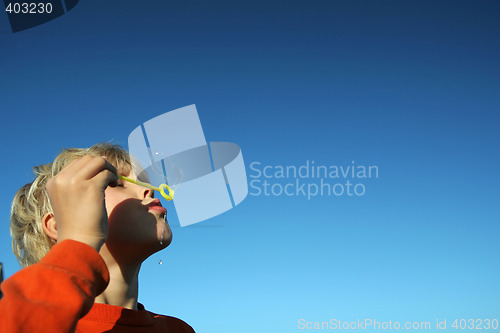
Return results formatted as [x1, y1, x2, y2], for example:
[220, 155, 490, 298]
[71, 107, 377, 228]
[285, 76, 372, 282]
[131, 149, 183, 196]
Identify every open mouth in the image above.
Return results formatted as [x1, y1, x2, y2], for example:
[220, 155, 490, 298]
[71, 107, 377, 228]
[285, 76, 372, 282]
[148, 205, 167, 214]
[147, 199, 167, 216]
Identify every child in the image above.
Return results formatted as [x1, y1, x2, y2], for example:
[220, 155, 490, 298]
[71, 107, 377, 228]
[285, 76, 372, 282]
[0, 143, 195, 332]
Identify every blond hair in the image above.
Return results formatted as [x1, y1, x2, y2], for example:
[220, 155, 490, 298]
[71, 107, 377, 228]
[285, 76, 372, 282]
[10, 143, 132, 267]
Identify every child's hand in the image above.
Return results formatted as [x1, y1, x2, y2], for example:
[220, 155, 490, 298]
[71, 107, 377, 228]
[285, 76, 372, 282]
[46, 155, 118, 251]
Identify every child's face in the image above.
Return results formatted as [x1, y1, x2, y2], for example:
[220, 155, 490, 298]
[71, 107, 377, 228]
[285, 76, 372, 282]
[103, 167, 172, 255]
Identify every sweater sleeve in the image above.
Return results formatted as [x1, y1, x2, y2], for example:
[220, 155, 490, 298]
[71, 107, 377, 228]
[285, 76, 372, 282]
[0, 240, 109, 333]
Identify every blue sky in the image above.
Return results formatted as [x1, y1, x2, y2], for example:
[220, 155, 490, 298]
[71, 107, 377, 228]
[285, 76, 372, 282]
[0, 1, 499, 332]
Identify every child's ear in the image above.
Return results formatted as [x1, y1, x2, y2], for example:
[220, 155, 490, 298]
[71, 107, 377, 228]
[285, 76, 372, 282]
[42, 212, 58, 242]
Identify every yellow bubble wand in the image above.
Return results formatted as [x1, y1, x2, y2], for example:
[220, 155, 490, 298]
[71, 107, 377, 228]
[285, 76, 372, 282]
[118, 175, 174, 201]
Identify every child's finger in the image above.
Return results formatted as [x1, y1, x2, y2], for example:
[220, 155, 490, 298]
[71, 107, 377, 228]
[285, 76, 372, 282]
[73, 156, 118, 184]
[55, 154, 92, 177]
[99, 156, 119, 187]
[93, 168, 119, 189]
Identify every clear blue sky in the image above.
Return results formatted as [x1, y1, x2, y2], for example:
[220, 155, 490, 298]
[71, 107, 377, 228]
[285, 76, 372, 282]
[1, 1, 499, 332]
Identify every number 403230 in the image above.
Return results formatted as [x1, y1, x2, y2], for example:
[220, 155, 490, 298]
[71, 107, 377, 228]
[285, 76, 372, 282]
[5, 2, 53, 14]
[452, 319, 498, 330]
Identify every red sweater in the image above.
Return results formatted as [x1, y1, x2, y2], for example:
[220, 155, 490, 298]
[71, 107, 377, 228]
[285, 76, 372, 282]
[0, 240, 195, 333]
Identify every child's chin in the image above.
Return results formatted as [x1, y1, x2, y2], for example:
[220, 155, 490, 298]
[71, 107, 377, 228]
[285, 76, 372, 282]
[159, 231, 173, 247]
[159, 237, 172, 249]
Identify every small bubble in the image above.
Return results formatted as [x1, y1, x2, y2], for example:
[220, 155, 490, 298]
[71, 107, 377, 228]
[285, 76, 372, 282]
[158, 259, 162, 265]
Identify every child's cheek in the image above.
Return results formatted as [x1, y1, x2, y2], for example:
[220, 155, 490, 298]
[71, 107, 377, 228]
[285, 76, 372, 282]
[104, 189, 127, 214]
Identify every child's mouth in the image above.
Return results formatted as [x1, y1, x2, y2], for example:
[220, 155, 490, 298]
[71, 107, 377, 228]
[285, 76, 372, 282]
[148, 205, 167, 215]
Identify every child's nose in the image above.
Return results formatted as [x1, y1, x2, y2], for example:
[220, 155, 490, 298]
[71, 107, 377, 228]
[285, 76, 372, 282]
[142, 188, 154, 199]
